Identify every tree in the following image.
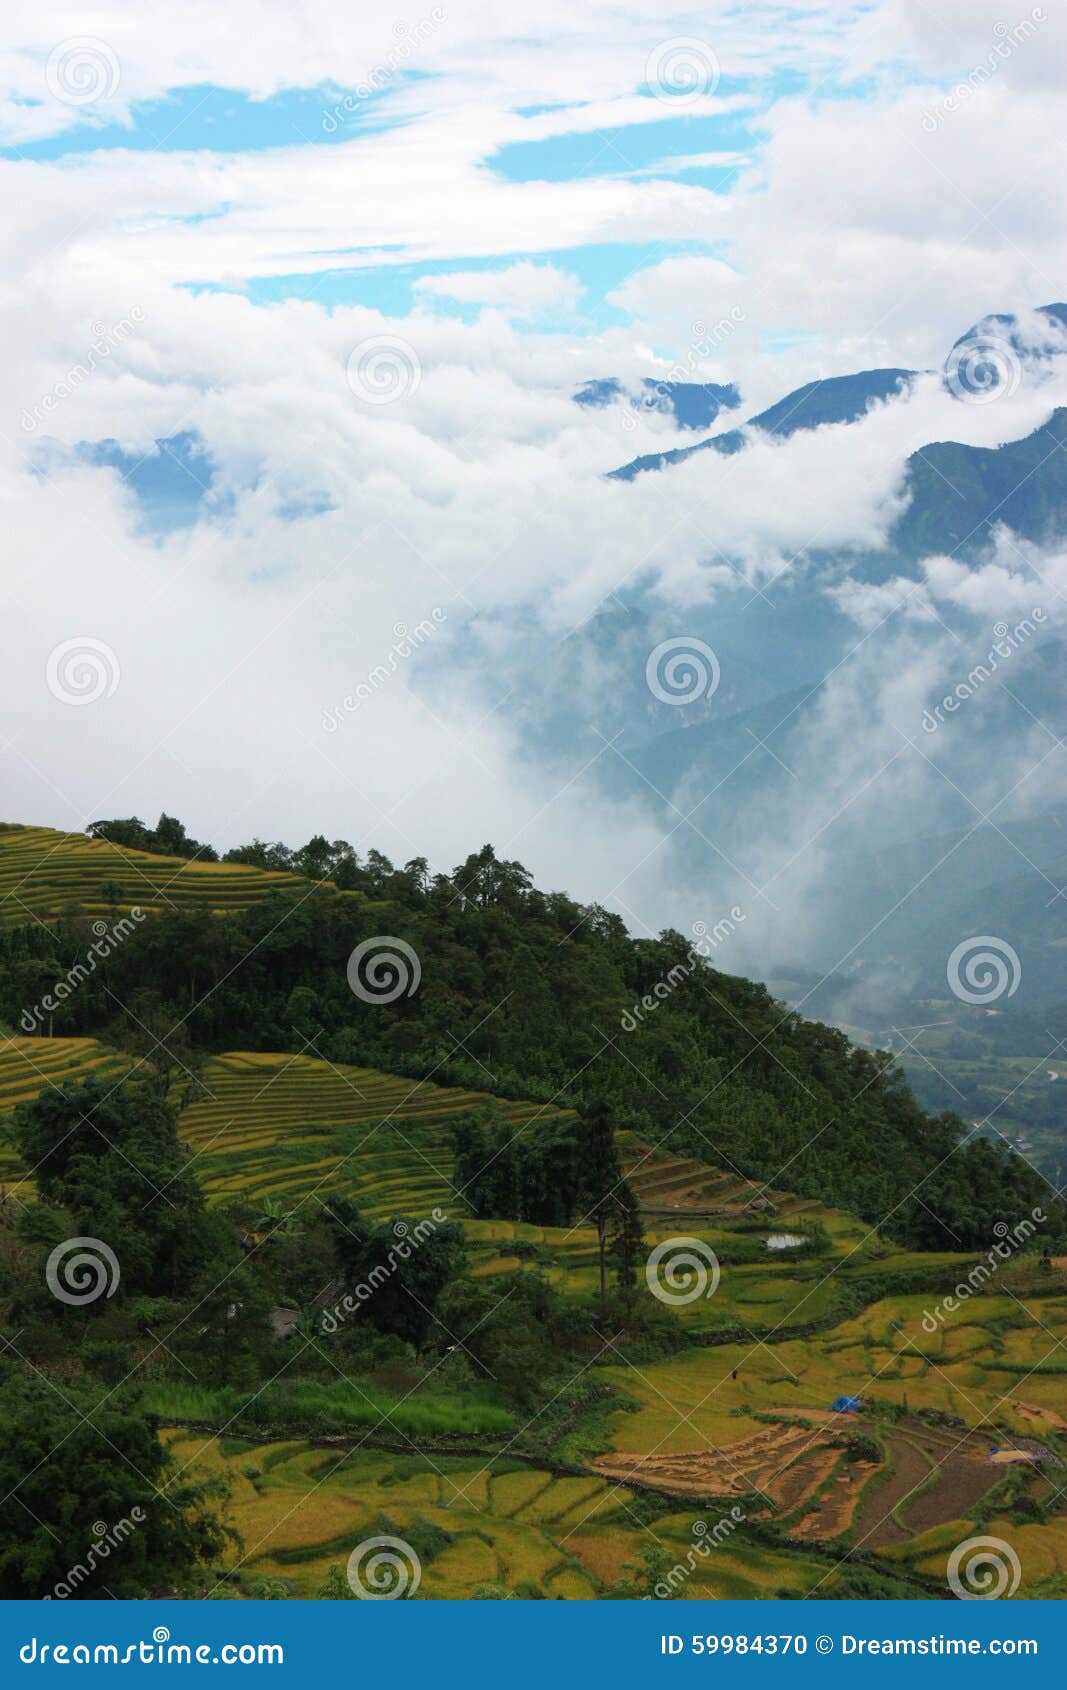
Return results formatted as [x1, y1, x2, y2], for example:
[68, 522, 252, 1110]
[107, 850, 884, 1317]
[255, 1196, 298, 1237]
[222, 839, 294, 871]
[0, 1371, 232, 1597]
[324, 1200, 467, 1346]
[284, 986, 322, 1040]
[316, 1564, 356, 1600]
[122, 1003, 204, 1099]
[293, 835, 334, 881]
[13, 1077, 236, 1299]
[436, 1270, 588, 1410]
[87, 814, 217, 862]
[451, 1114, 489, 1212]
[609, 1181, 645, 1299]
[452, 844, 532, 910]
[154, 812, 217, 862]
[574, 1102, 645, 1313]
[576, 1101, 623, 1312]
[452, 1113, 584, 1228]
[617, 1541, 680, 1600]
[10, 959, 65, 1036]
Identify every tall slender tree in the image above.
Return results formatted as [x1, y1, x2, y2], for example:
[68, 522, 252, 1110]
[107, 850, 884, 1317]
[609, 1180, 645, 1301]
[576, 1101, 643, 1312]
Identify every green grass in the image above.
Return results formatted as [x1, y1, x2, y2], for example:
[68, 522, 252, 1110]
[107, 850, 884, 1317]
[148, 1378, 516, 1439]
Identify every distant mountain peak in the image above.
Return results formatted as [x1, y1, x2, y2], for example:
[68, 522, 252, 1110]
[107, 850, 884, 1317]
[608, 304, 1067, 483]
[607, 367, 917, 482]
[943, 303, 1067, 402]
[951, 302, 1067, 356]
[574, 375, 741, 432]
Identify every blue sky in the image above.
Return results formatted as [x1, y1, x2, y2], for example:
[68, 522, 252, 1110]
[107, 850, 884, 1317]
[2, 0, 1063, 885]
[1, 72, 763, 333]
[1, 1, 1006, 353]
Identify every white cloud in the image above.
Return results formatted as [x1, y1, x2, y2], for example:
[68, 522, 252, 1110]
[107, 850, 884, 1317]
[628, 150, 750, 176]
[0, 1, 853, 144]
[0, 0, 1064, 955]
[414, 262, 581, 317]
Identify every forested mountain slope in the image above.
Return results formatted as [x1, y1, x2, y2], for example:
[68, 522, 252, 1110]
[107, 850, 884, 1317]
[0, 819, 1055, 1250]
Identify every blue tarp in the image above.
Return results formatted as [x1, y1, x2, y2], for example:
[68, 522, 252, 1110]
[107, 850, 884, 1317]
[831, 1395, 863, 1412]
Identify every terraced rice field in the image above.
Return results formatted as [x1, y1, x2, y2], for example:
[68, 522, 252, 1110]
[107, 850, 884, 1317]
[619, 1135, 860, 1238]
[176, 1051, 578, 1219]
[595, 1423, 847, 1508]
[163, 1434, 832, 1599]
[462, 1214, 855, 1332]
[591, 1282, 1067, 1587]
[163, 1300, 1067, 1597]
[164, 1435, 607, 1598]
[0, 1037, 956, 1340]
[0, 1033, 133, 1190]
[0, 824, 305, 928]
[6, 1028, 1060, 1593]
[600, 1288, 1067, 1455]
[906, 1512, 1067, 1598]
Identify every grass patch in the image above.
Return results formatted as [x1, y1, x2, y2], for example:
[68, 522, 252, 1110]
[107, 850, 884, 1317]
[146, 1378, 515, 1439]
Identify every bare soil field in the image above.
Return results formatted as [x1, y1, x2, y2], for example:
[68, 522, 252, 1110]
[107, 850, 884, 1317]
[592, 1422, 844, 1510]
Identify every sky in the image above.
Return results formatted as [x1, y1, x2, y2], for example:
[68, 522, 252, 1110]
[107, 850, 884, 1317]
[2, 0, 1066, 950]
